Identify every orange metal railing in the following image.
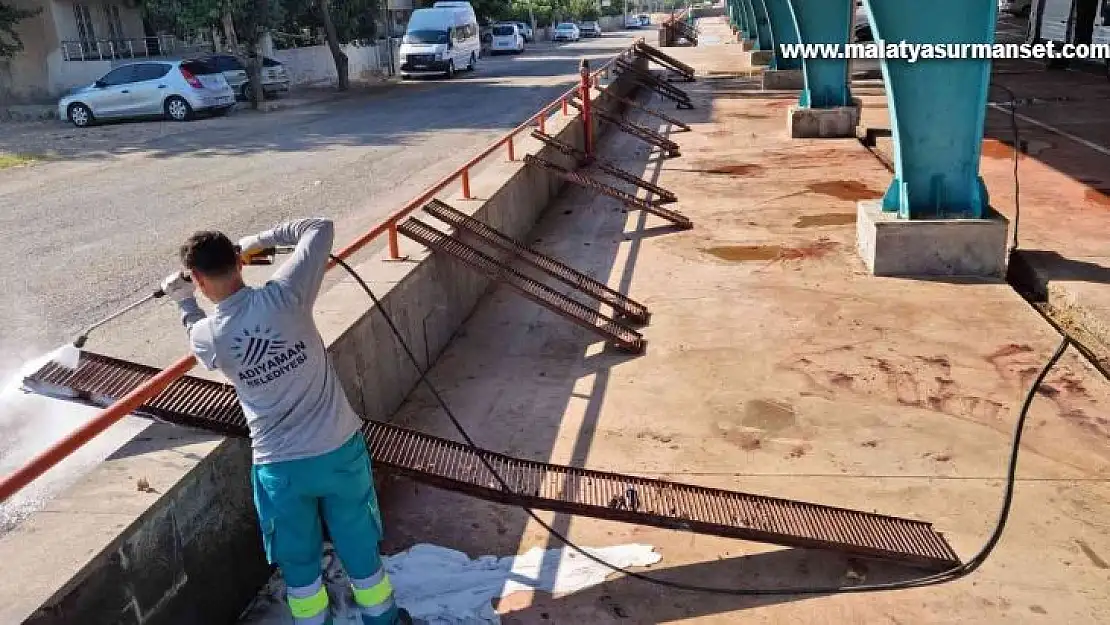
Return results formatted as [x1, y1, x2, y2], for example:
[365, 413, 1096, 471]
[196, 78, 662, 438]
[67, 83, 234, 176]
[0, 46, 637, 505]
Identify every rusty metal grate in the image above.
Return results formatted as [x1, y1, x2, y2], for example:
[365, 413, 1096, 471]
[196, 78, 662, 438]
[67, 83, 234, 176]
[593, 107, 681, 156]
[422, 199, 651, 325]
[616, 58, 694, 109]
[634, 41, 696, 81]
[398, 217, 646, 353]
[524, 154, 693, 230]
[23, 351, 962, 572]
[531, 131, 678, 204]
[601, 91, 692, 131]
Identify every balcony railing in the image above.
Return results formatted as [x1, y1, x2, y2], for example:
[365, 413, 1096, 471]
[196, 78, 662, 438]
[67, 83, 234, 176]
[61, 36, 215, 61]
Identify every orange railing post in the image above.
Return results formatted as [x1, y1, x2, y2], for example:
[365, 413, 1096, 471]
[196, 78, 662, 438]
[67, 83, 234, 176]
[539, 111, 546, 134]
[562, 98, 569, 116]
[462, 168, 471, 199]
[388, 223, 401, 259]
[507, 136, 515, 161]
[580, 59, 594, 160]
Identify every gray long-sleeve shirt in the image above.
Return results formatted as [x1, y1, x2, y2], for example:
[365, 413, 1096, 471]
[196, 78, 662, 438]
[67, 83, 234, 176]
[177, 218, 362, 464]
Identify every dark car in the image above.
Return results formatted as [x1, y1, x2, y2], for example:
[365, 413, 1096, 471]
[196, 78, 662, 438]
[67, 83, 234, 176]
[579, 21, 602, 37]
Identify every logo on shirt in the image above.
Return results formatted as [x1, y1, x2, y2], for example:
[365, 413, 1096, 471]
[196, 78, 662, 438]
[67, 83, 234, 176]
[232, 326, 309, 388]
[232, 326, 287, 367]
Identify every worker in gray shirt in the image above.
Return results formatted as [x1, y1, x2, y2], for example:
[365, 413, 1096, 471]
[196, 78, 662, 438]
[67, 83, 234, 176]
[160, 219, 410, 625]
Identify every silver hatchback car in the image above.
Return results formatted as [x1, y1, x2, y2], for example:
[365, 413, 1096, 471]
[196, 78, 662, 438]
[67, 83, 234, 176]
[58, 58, 236, 128]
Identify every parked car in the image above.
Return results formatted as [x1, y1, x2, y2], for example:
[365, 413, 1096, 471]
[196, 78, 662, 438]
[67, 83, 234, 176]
[58, 58, 235, 128]
[515, 21, 535, 42]
[553, 22, 581, 41]
[579, 20, 602, 37]
[638, 13, 651, 26]
[400, 3, 481, 78]
[202, 54, 290, 101]
[999, 0, 1031, 17]
[490, 22, 525, 54]
[624, 14, 642, 28]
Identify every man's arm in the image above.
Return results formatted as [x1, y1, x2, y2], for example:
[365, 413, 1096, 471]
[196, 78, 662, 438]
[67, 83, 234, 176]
[161, 272, 218, 370]
[241, 218, 334, 309]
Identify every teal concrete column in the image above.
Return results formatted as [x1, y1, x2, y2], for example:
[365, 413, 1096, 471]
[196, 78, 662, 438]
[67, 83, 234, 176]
[738, 0, 760, 45]
[788, 0, 853, 107]
[762, 0, 801, 70]
[732, 0, 749, 36]
[751, 0, 774, 51]
[863, 0, 996, 219]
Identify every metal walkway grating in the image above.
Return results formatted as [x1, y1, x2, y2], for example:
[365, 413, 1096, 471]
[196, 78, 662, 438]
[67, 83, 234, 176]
[594, 107, 681, 156]
[398, 217, 647, 353]
[601, 91, 692, 131]
[524, 154, 693, 229]
[635, 41, 696, 81]
[422, 199, 651, 324]
[530, 130, 678, 204]
[23, 351, 962, 572]
[616, 58, 693, 109]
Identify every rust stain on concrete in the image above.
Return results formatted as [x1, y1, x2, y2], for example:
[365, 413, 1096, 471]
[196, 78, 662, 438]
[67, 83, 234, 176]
[704, 163, 764, 176]
[806, 181, 880, 202]
[703, 239, 839, 262]
[1076, 539, 1110, 569]
[1084, 188, 1110, 207]
[794, 213, 856, 228]
[981, 140, 1015, 160]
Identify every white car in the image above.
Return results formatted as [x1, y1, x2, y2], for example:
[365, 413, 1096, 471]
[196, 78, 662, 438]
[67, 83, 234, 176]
[490, 23, 525, 54]
[58, 58, 235, 127]
[399, 3, 481, 78]
[624, 14, 642, 28]
[553, 22, 581, 41]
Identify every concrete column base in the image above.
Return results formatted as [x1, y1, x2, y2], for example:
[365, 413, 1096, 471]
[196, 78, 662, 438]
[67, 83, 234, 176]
[856, 200, 1010, 278]
[788, 102, 861, 138]
[747, 50, 773, 66]
[738, 37, 755, 50]
[762, 69, 804, 90]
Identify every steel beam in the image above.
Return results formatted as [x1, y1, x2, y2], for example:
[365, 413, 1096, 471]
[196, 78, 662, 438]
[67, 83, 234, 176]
[762, 0, 802, 70]
[862, 0, 997, 219]
[788, 0, 853, 108]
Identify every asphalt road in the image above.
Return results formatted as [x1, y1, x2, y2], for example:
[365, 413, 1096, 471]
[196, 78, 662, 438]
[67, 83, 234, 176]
[0, 33, 634, 530]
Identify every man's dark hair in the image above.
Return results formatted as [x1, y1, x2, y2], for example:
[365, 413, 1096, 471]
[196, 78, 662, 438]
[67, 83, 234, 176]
[180, 231, 239, 277]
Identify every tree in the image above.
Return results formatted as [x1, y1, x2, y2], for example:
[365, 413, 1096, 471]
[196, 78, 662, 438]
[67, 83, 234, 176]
[317, 0, 348, 90]
[0, 2, 40, 59]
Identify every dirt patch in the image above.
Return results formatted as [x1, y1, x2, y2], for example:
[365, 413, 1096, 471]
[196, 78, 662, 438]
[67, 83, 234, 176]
[806, 180, 880, 202]
[703, 239, 838, 262]
[742, 399, 796, 432]
[1076, 539, 1109, 569]
[794, 213, 856, 228]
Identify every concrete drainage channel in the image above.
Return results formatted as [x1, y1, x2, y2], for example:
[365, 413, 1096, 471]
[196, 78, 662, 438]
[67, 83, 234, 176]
[0, 42, 972, 625]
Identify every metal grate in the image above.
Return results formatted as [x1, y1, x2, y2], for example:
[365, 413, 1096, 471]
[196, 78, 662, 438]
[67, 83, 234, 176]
[601, 91, 692, 131]
[634, 41, 696, 81]
[531, 131, 678, 204]
[23, 351, 962, 572]
[398, 217, 646, 353]
[422, 199, 651, 324]
[594, 107, 681, 156]
[615, 58, 694, 109]
[524, 154, 693, 230]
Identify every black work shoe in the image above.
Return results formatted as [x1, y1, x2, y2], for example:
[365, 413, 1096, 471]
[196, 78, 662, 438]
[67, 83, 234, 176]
[395, 608, 414, 625]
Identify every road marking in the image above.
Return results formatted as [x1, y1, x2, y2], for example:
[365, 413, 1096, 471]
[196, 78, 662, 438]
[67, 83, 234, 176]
[989, 103, 1110, 158]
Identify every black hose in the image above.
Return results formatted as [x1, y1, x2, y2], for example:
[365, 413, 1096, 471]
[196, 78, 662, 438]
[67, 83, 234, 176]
[990, 82, 1022, 252]
[330, 253, 1071, 595]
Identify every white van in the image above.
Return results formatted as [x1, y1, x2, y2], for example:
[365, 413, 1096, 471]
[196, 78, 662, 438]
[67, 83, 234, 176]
[399, 2, 481, 79]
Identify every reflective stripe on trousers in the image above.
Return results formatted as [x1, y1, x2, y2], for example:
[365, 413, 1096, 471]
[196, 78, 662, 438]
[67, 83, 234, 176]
[287, 576, 330, 625]
[351, 566, 398, 624]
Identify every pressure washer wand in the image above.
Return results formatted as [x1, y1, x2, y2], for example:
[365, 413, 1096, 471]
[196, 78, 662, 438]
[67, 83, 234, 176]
[69, 245, 293, 349]
[71, 276, 190, 348]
